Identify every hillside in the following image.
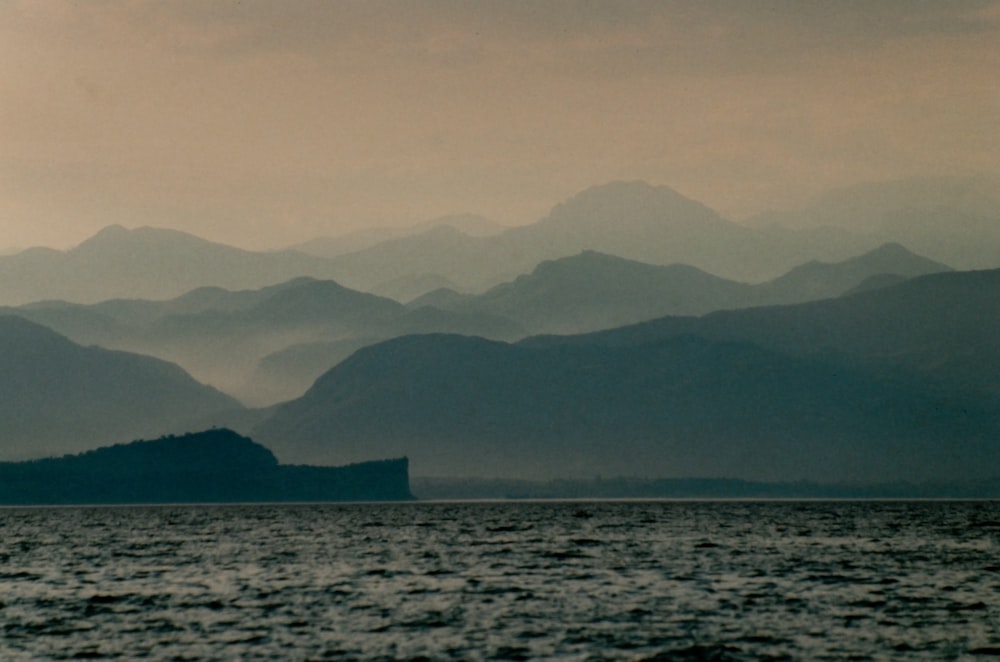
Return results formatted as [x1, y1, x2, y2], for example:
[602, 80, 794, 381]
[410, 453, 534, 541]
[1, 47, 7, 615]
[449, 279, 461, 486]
[253, 329, 1000, 484]
[0, 225, 344, 305]
[325, 181, 878, 297]
[747, 176, 1000, 270]
[0, 315, 242, 460]
[528, 268, 1000, 401]
[0, 429, 413, 504]
[419, 243, 948, 336]
[9, 278, 524, 406]
[254, 268, 1000, 481]
[756, 242, 951, 304]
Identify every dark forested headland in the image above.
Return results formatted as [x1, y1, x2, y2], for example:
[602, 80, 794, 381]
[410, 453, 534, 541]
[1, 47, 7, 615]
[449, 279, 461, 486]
[0, 429, 412, 505]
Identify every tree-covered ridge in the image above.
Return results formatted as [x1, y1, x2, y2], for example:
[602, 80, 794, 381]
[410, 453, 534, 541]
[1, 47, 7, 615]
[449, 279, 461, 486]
[0, 429, 412, 505]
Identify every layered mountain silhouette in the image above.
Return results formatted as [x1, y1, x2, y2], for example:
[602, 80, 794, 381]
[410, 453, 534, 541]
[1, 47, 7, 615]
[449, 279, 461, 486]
[8, 277, 524, 405]
[7, 242, 946, 405]
[0, 225, 345, 305]
[253, 268, 1000, 483]
[4, 179, 986, 309]
[293, 213, 506, 259]
[414, 243, 948, 335]
[323, 181, 880, 297]
[0, 316, 241, 460]
[755, 242, 951, 304]
[528, 268, 1000, 402]
[749, 176, 1000, 270]
[0, 428, 412, 504]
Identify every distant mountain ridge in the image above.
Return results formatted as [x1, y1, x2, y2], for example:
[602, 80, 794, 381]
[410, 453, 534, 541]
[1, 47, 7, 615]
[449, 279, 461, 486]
[7, 277, 525, 406]
[7, 242, 948, 406]
[293, 214, 507, 259]
[415, 243, 949, 335]
[323, 181, 881, 295]
[747, 176, 1000, 270]
[0, 225, 345, 305]
[4, 178, 986, 307]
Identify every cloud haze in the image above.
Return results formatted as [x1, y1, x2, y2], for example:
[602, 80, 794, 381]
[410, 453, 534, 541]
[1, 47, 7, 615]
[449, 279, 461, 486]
[2, 0, 998, 249]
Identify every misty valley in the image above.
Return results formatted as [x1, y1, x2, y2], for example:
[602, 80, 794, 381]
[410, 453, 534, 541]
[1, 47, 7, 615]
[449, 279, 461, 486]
[1, 179, 1000, 500]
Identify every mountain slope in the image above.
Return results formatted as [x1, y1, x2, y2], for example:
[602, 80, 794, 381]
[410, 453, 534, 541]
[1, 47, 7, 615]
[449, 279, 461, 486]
[417, 243, 949, 336]
[0, 315, 242, 460]
[253, 332, 1000, 483]
[448, 250, 754, 334]
[525, 268, 1000, 402]
[747, 176, 1000, 270]
[294, 214, 506, 259]
[757, 242, 952, 303]
[0, 429, 413, 504]
[0, 225, 345, 305]
[325, 181, 878, 296]
[10, 277, 525, 406]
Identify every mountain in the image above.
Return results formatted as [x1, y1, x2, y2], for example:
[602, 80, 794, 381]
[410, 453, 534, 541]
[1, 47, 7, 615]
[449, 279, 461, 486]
[0, 225, 346, 305]
[0, 181, 887, 307]
[0, 315, 242, 460]
[325, 224, 522, 294]
[526, 268, 1000, 402]
[293, 214, 506, 259]
[756, 242, 951, 304]
[254, 267, 1000, 482]
[253, 331, 1000, 484]
[413, 244, 948, 336]
[324, 181, 879, 297]
[0, 429, 413, 504]
[748, 176, 1000, 270]
[9, 277, 524, 406]
[439, 250, 754, 335]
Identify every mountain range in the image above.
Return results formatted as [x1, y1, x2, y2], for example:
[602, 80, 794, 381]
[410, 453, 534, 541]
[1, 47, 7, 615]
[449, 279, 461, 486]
[0, 315, 240, 460]
[748, 176, 1000, 269]
[5, 242, 944, 406]
[6, 277, 524, 406]
[2, 178, 993, 307]
[415, 242, 949, 336]
[252, 267, 1000, 483]
[2, 176, 998, 489]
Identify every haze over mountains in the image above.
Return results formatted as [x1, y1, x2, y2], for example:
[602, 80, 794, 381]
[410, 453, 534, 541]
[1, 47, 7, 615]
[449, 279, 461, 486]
[0, 315, 239, 460]
[5, 241, 945, 406]
[6, 277, 523, 406]
[417, 243, 949, 336]
[254, 268, 1000, 483]
[2, 177, 999, 491]
[3, 177, 992, 308]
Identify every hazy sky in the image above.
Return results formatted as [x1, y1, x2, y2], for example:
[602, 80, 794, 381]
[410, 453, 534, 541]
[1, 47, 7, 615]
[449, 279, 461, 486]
[2, 1, 998, 250]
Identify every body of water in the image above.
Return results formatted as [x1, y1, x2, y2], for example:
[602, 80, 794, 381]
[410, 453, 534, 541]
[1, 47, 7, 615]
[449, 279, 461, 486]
[2, 500, 999, 660]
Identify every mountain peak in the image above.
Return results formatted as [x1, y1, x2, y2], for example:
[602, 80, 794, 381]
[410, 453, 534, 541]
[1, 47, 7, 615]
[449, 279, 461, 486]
[850, 242, 952, 273]
[544, 180, 728, 231]
[71, 225, 232, 255]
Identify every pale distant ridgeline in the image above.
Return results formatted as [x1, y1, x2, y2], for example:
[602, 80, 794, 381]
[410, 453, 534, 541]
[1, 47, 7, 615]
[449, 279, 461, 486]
[5, 239, 949, 407]
[5, 178, 996, 308]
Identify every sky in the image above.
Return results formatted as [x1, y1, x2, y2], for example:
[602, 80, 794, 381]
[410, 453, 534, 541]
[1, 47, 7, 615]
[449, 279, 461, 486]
[2, 0, 998, 251]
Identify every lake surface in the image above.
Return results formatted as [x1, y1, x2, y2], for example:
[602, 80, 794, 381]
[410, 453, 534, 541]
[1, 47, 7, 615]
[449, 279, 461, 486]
[2, 500, 999, 660]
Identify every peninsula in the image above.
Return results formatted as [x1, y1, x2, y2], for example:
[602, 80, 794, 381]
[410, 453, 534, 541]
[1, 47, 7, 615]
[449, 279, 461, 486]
[0, 429, 413, 504]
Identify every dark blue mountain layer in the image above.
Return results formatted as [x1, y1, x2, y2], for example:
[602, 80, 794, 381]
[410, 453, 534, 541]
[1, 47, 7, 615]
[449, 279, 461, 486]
[255, 268, 1000, 483]
[0, 429, 412, 504]
[0, 315, 242, 460]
